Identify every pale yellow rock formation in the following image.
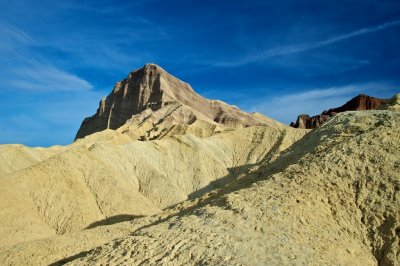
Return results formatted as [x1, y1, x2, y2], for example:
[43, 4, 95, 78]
[0, 110, 398, 266]
[0, 144, 65, 176]
[0, 124, 305, 248]
[65, 111, 400, 266]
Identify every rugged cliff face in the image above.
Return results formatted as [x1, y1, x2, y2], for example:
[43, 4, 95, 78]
[290, 114, 331, 129]
[75, 64, 273, 140]
[290, 94, 389, 129]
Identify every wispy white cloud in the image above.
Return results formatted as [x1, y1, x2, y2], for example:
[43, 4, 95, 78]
[0, 22, 93, 91]
[8, 64, 93, 91]
[213, 20, 400, 67]
[249, 82, 399, 124]
[0, 21, 102, 145]
[0, 22, 34, 44]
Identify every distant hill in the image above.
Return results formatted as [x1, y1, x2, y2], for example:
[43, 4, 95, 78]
[290, 94, 388, 129]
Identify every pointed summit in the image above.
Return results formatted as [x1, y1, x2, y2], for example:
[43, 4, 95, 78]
[75, 64, 280, 140]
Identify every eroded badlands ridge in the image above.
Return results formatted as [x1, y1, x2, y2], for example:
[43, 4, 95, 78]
[0, 111, 399, 266]
[0, 126, 306, 247]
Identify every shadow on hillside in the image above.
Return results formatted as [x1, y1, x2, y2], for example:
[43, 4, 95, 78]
[49, 215, 144, 265]
[188, 163, 258, 200]
[49, 250, 91, 266]
[127, 129, 322, 233]
[85, 214, 144, 229]
[50, 130, 325, 265]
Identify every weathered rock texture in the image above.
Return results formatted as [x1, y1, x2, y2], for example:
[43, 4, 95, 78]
[75, 64, 275, 140]
[0, 144, 65, 176]
[61, 111, 400, 266]
[290, 94, 389, 129]
[1, 110, 399, 266]
[0, 124, 305, 248]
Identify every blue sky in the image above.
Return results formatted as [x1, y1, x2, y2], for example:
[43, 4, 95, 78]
[0, 0, 399, 146]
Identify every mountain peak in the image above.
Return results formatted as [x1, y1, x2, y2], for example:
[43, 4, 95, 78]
[129, 63, 166, 76]
[143, 62, 162, 69]
[75, 64, 279, 140]
[129, 63, 163, 76]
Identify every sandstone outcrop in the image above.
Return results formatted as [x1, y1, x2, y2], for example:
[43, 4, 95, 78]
[290, 94, 388, 129]
[75, 64, 277, 140]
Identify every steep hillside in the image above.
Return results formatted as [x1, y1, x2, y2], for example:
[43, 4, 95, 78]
[0, 110, 398, 266]
[68, 111, 400, 266]
[0, 125, 306, 247]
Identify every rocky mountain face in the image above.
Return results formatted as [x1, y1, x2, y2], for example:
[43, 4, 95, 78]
[290, 94, 388, 129]
[0, 63, 399, 265]
[75, 64, 275, 140]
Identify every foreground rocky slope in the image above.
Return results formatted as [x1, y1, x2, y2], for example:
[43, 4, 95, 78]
[290, 94, 388, 129]
[67, 111, 400, 266]
[1, 110, 398, 265]
[0, 122, 305, 247]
